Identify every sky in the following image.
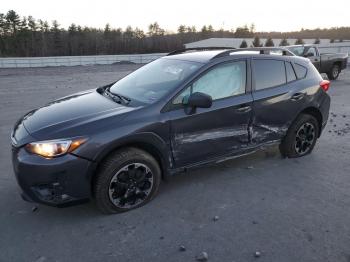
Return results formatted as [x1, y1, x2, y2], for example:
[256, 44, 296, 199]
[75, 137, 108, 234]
[1, 0, 350, 32]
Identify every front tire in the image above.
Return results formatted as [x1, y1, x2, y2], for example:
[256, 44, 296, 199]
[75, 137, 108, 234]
[327, 64, 340, 80]
[279, 114, 319, 158]
[94, 147, 161, 214]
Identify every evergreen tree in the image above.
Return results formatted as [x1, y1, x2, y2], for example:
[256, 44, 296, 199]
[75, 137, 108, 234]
[239, 40, 248, 48]
[51, 20, 62, 56]
[0, 13, 7, 34]
[252, 36, 261, 47]
[279, 38, 289, 46]
[134, 28, 145, 39]
[2, 9, 350, 58]
[234, 25, 252, 37]
[265, 37, 274, 47]
[178, 25, 186, 34]
[295, 38, 305, 45]
[6, 10, 20, 34]
[27, 16, 37, 31]
[148, 22, 164, 36]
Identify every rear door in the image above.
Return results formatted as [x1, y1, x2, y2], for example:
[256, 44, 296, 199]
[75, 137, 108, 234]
[251, 58, 307, 144]
[164, 60, 253, 167]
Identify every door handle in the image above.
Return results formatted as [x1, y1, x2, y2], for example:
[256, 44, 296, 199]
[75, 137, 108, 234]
[291, 93, 305, 101]
[236, 104, 251, 113]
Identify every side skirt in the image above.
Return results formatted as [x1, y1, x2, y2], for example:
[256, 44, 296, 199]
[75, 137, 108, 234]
[168, 139, 281, 175]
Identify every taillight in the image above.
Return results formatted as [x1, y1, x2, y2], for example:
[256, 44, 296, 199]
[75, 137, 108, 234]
[320, 80, 330, 92]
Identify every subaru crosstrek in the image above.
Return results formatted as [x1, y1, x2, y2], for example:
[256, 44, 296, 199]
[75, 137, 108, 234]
[11, 48, 331, 213]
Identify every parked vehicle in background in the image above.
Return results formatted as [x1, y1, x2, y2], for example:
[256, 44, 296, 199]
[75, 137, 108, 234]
[11, 47, 331, 214]
[285, 44, 348, 80]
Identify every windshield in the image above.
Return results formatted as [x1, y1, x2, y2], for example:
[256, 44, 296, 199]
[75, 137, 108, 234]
[286, 46, 305, 56]
[109, 58, 202, 104]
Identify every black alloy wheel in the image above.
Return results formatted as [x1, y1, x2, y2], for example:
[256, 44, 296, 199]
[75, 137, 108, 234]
[109, 163, 154, 209]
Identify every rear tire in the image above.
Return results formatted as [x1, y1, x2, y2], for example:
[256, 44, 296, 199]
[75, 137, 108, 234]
[279, 114, 319, 158]
[327, 64, 340, 80]
[94, 147, 161, 214]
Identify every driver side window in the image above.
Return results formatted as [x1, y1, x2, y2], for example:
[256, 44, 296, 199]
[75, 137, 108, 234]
[307, 47, 317, 57]
[173, 61, 246, 104]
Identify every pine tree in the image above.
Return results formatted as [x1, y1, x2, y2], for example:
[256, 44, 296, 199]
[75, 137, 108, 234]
[178, 25, 186, 34]
[239, 40, 248, 48]
[265, 37, 274, 47]
[51, 20, 62, 56]
[6, 10, 20, 34]
[279, 38, 289, 46]
[234, 25, 251, 38]
[295, 38, 305, 45]
[0, 13, 7, 34]
[27, 16, 37, 31]
[252, 36, 261, 47]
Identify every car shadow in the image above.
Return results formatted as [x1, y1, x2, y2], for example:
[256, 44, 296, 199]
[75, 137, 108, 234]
[17, 145, 284, 223]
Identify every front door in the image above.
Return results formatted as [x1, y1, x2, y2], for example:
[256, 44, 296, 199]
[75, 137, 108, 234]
[305, 47, 320, 70]
[165, 60, 253, 167]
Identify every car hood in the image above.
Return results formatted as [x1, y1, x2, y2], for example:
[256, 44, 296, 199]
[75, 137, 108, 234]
[20, 89, 137, 140]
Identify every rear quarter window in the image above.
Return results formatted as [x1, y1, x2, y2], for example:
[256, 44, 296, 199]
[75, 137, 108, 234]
[253, 59, 286, 90]
[293, 63, 307, 79]
[285, 62, 297, 82]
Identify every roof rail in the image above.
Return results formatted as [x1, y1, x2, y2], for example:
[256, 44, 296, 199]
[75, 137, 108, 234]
[167, 47, 235, 56]
[211, 47, 295, 60]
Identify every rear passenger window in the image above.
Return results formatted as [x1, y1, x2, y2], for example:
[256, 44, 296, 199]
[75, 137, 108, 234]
[285, 62, 297, 82]
[293, 63, 307, 79]
[253, 60, 286, 90]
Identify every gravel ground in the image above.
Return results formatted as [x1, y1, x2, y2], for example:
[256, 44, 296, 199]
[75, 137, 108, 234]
[0, 64, 350, 262]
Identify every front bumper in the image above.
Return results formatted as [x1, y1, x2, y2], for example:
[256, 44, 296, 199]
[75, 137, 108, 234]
[12, 146, 95, 207]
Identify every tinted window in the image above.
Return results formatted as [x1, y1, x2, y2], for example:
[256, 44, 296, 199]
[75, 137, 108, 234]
[173, 61, 246, 104]
[285, 62, 297, 82]
[253, 60, 286, 90]
[293, 63, 307, 79]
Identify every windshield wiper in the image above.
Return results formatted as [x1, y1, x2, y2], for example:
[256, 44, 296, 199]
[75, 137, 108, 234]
[104, 88, 131, 105]
[111, 92, 131, 105]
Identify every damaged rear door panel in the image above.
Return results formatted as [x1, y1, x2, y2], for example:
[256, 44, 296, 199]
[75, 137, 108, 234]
[251, 58, 308, 144]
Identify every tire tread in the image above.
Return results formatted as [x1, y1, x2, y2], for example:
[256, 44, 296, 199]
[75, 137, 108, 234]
[93, 147, 161, 214]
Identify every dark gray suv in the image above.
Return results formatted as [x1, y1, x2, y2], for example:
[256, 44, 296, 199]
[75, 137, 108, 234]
[11, 48, 331, 213]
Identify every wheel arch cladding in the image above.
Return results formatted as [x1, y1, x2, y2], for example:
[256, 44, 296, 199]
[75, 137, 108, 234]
[299, 107, 323, 137]
[91, 140, 169, 192]
[334, 61, 342, 67]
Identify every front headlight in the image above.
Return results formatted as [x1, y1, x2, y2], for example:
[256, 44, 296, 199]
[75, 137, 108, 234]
[25, 138, 86, 158]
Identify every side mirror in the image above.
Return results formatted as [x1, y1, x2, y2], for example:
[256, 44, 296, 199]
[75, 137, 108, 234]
[304, 52, 314, 57]
[183, 92, 212, 109]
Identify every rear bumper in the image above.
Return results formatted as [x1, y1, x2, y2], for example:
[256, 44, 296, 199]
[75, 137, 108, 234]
[12, 146, 95, 207]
